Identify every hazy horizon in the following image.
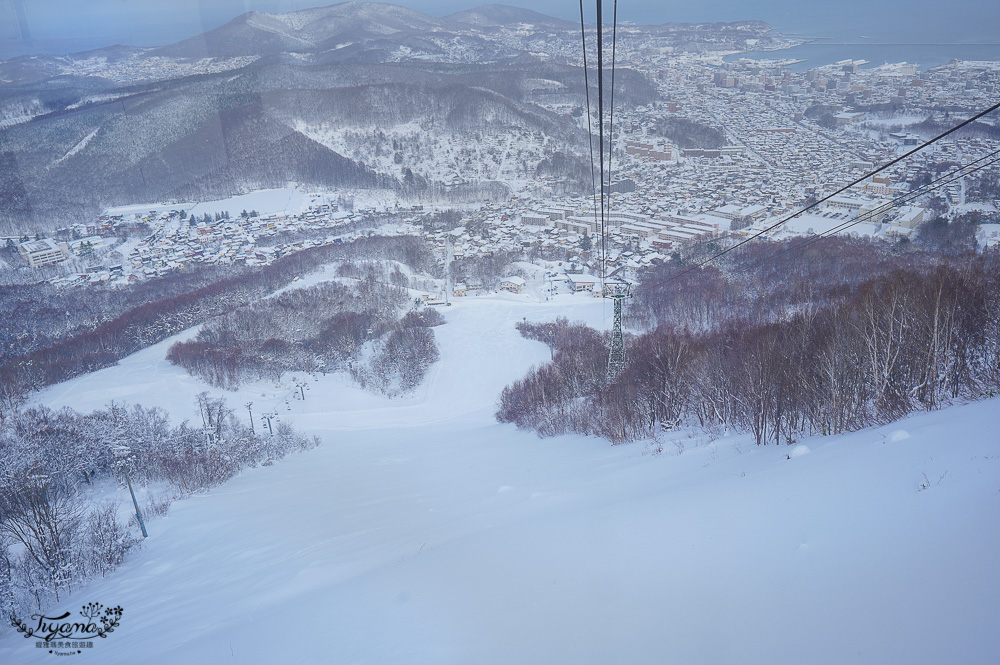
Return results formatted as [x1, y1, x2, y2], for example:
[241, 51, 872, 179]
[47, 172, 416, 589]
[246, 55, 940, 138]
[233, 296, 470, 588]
[2, 0, 999, 60]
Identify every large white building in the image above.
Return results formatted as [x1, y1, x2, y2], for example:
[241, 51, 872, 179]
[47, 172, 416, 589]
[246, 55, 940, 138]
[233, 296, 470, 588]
[18, 239, 70, 268]
[824, 196, 891, 224]
[893, 206, 925, 229]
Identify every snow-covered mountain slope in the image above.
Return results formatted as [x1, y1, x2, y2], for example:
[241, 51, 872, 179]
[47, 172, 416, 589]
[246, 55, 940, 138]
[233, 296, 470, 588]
[4, 292, 999, 665]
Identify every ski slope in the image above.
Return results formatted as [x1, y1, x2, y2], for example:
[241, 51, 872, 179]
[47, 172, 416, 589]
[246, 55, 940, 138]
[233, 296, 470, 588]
[4, 292, 1000, 665]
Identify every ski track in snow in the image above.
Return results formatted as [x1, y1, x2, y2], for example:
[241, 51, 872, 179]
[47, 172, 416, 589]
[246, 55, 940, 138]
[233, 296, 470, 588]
[6, 289, 1000, 665]
[50, 127, 99, 167]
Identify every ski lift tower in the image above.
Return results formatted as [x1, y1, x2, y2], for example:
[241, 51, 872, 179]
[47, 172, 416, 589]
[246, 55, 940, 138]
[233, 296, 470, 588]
[605, 279, 631, 381]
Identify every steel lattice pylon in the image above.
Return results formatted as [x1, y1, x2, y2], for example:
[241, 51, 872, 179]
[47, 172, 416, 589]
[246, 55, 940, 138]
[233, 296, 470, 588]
[605, 281, 631, 381]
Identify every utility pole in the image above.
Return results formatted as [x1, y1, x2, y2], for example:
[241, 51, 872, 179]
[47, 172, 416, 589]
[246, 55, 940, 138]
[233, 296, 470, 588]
[125, 472, 148, 538]
[114, 444, 147, 538]
[245, 401, 254, 433]
[261, 412, 276, 435]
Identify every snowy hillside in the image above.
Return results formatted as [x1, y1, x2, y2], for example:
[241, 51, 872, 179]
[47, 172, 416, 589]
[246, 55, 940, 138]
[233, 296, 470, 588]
[3, 291, 999, 664]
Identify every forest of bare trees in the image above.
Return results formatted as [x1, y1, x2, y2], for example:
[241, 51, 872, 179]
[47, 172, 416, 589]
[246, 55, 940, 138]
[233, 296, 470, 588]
[0, 236, 436, 410]
[497, 238, 1000, 444]
[647, 116, 728, 149]
[0, 396, 317, 621]
[449, 250, 524, 291]
[166, 266, 442, 396]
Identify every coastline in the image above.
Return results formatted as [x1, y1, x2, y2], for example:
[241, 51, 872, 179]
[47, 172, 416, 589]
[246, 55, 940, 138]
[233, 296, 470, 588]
[725, 33, 1000, 71]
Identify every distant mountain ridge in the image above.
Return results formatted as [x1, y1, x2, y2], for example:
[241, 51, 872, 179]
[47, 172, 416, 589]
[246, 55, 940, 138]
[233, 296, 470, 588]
[0, 3, 774, 230]
[147, 2, 578, 60]
[445, 4, 577, 29]
[150, 2, 452, 59]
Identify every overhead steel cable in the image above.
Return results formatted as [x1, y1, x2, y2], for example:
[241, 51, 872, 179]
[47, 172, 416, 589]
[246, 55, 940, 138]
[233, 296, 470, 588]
[741, 149, 1000, 272]
[596, 0, 607, 285]
[812, 151, 999, 238]
[662, 99, 1000, 284]
[606, 0, 619, 269]
[579, 0, 600, 235]
[577, 1, 620, 285]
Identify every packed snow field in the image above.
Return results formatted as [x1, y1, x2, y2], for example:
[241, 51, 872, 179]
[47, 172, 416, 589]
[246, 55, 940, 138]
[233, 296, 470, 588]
[3, 289, 999, 664]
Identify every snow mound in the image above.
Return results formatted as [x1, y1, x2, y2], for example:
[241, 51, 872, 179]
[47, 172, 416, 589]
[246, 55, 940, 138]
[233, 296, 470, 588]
[788, 445, 811, 458]
[890, 430, 911, 442]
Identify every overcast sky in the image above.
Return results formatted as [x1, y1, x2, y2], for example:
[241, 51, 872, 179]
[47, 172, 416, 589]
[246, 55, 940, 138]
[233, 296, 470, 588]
[2, 0, 998, 58]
